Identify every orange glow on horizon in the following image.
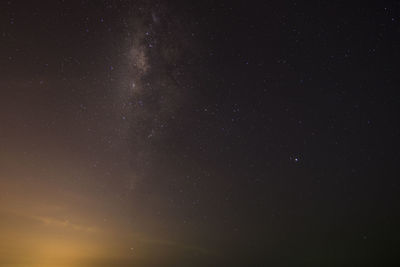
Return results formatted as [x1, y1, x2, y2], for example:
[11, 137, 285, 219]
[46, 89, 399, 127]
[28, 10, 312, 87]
[0, 179, 208, 266]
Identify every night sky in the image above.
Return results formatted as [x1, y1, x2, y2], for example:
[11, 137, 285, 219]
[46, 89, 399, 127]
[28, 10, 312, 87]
[1, 1, 400, 266]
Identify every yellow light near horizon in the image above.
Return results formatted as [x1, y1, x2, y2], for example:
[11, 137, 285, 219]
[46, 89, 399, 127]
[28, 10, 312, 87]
[0, 223, 106, 267]
[0, 184, 125, 267]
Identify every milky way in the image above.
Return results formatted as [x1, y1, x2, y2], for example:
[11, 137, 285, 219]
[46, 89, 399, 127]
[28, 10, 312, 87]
[1, 1, 400, 266]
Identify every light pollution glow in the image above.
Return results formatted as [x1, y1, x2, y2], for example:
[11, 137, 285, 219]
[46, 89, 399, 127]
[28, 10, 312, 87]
[0, 167, 209, 267]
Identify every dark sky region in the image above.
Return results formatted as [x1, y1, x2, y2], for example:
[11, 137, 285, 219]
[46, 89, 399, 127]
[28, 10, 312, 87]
[1, 1, 399, 266]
